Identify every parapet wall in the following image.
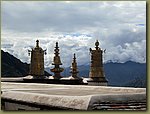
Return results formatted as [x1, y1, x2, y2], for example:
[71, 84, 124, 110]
[1, 82, 146, 110]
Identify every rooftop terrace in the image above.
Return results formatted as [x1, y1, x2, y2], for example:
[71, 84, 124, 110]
[1, 82, 146, 110]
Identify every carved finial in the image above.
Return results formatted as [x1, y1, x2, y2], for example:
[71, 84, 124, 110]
[70, 53, 79, 77]
[54, 42, 59, 56]
[73, 53, 76, 60]
[36, 40, 39, 47]
[56, 42, 58, 48]
[95, 40, 99, 47]
[95, 40, 99, 50]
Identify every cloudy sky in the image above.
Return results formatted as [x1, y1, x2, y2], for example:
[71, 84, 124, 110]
[1, 1, 146, 68]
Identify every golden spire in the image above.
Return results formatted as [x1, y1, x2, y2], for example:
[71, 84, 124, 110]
[52, 42, 62, 65]
[70, 53, 79, 78]
[50, 42, 64, 79]
[28, 40, 45, 77]
[88, 40, 108, 85]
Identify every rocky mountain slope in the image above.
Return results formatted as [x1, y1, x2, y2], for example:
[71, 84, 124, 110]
[1, 50, 50, 77]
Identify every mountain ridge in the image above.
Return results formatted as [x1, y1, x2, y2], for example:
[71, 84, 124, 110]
[59, 61, 146, 87]
[1, 50, 50, 77]
[1, 50, 146, 87]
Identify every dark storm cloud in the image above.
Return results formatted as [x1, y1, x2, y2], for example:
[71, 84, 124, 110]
[2, 1, 100, 32]
[2, 1, 146, 33]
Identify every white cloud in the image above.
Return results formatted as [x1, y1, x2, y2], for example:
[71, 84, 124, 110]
[1, 1, 146, 68]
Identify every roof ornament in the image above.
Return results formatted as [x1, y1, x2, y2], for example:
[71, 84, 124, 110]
[36, 40, 39, 47]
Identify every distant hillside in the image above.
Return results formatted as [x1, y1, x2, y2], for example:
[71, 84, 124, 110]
[2, 50, 146, 87]
[104, 61, 146, 87]
[123, 76, 146, 88]
[1, 50, 51, 77]
[60, 61, 146, 87]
